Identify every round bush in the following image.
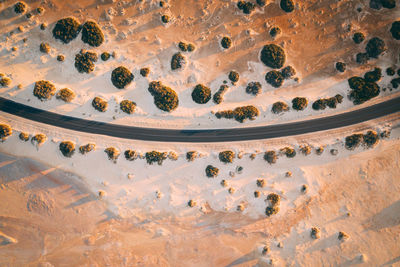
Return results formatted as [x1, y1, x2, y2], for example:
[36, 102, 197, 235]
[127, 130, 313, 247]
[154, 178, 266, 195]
[205, 165, 219, 178]
[0, 124, 12, 141]
[75, 50, 98, 73]
[56, 88, 75, 102]
[192, 84, 211, 104]
[281, 66, 296, 79]
[348, 76, 380, 104]
[267, 193, 281, 206]
[260, 44, 286, 69]
[292, 97, 308, 111]
[390, 21, 400, 40]
[178, 42, 188, 52]
[364, 67, 382, 83]
[14, 2, 27, 14]
[356, 52, 369, 64]
[228, 71, 239, 83]
[213, 85, 229, 104]
[352, 32, 365, 44]
[52, 17, 81, 44]
[57, 55, 65, 62]
[280, 0, 295, 12]
[386, 67, 395, 76]
[120, 100, 136, 114]
[33, 80, 56, 101]
[124, 150, 138, 161]
[111, 66, 134, 89]
[101, 52, 110, 61]
[145, 151, 167, 165]
[257, 0, 266, 6]
[105, 147, 120, 161]
[140, 68, 150, 77]
[282, 147, 296, 158]
[59, 141, 75, 157]
[79, 143, 95, 154]
[92, 97, 108, 112]
[19, 132, 29, 141]
[233, 105, 259, 122]
[161, 15, 170, 23]
[365, 37, 386, 58]
[0, 77, 11, 87]
[40, 43, 50, 53]
[271, 101, 289, 114]
[335, 62, 346, 72]
[81, 21, 104, 47]
[31, 134, 47, 146]
[238, 1, 256, 14]
[270, 27, 281, 38]
[219, 150, 235, 163]
[221, 37, 232, 49]
[171, 52, 186, 70]
[148, 81, 179, 112]
[265, 206, 279, 216]
[187, 43, 195, 52]
[265, 70, 284, 88]
[246, 82, 262, 96]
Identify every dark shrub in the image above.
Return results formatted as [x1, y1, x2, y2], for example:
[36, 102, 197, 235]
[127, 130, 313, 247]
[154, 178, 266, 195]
[140, 68, 150, 77]
[336, 62, 346, 72]
[292, 97, 308, 111]
[148, 81, 179, 112]
[52, 17, 81, 44]
[272, 101, 289, 114]
[257, 179, 266, 188]
[188, 200, 196, 207]
[270, 27, 281, 38]
[267, 193, 280, 206]
[281, 66, 296, 79]
[124, 149, 138, 161]
[40, 23, 47, 30]
[345, 133, 363, 150]
[266, 70, 284, 88]
[59, 141, 75, 157]
[348, 76, 380, 104]
[356, 52, 369, 64]
[221, 37, 232, 49]
[101, 52, 110, 61]
[187, 43, 195, 52]
[386, 67, 395, 76]
[92, 96, 108, 112]
[56, 88, 75, 102]
[326, 97, 339, 108]
[213, 85, 229, 104]
[338, 231, 349, 241]
[19, 132, 29, 141]
[145, 151, 167, 165]
[120, 100, 136, 114]
[57, 55, 65, 62]
[81, 21, 104, 47]
[335, 94, 343, 103]
[257, 0, 266, 6]
[161, 14, 170, 23]
[237, 1, 246, 9]
[364, 67, 382, 83]
[365, 37, 386, 58]
[205, 165, 219, 177]
[281, 147, 296, 158]
[300, 145, 311, 155]
[31, 134, 47, 147]
[233, 105, 259, 122]
[242, 2, 256, 14]
[40, 43, 50, 53]
[311, 227, 320, 239]
[111, 66, 134, 89]
[352, 32, 365, 44]
[391, 78, 400, 88]
[280, 0, 295, 12]
[312, 99, 327, 110]
[186, 151, 198, 161]
[369, 0, 383, 9]
[260, 44, 286, 69]
[33, 80, 56, 101]
[14, 2, 27, 14]
[178, 41, 188, 52]
[390, 21, 400, 40]
[75, 50, 98, 73]
[315, 146, 324, 155]
[105, 147, 120, 161]
[381, 0, 396, 8]
[215, 110, 234, 119]
[79, 143, 95, 154]
[265, 206, 280, 216]
[0, 124, 12, 141]
[0, 77, 11, 87]
[171, 52, 186, 70]
[229, 71, 239, 83]
[264, 151, 277, 164]
[192, 84, 211, 104]
[219, 150, 235, 163]
[254, 191, 260, 198]
[363, 130, 379, 148]
[246, 82, 262, 96]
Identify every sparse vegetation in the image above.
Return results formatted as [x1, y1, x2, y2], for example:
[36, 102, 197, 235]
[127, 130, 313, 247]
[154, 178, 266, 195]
[215, 105, 260, 123]
[219, 150, 235, 163]
[145, 151, 167, 165]
[75, 50, 98, 73]
[40, 43, 50, 53]
[192, 84, 211, 104]
[92, 97, 108, 112]
[33, 80, 56, 101]
[120, 100, 136, 114]
[365, 37, 386, 58]
[81, 21, 104, 47]
[221, 37, 232, 49]
[0, 124, 12, 141]
[52, 17, 81, 44]
[336, 62, 346, 72]
[124, 150, 138, 161]
[111, 66, 134, 89]
[56, 88, 75, 102]
[79, 143, 95, 154]
[246, 82, 262, 96]
[353, 32, 365, 44]
[272, 101, 289, 114]
[105, 147, 120, 161]
[148, 81, 179, 112]
[280, 0, 295, 12]
[390, 21, 400, 40]
[31, 134, 47, 147]
[205, 165, 219, 178]
[59, 141, 75, 157]
[281, 147, 296, 158]
[265, 70, 284, 88]
[260, 44, 286, 69]
[19, 132, 29, 141]
[171, 52, 186, 70]
[140, 68, 150, 77]
[14, 2, 27, 14]
[213, 85, 229, 104]
[228, 71, 239, 84]
[348, 76, 380, 104]
[264, 151, 277, 164]
[292, 97, 308, 111]
[186, 151, 198, 161]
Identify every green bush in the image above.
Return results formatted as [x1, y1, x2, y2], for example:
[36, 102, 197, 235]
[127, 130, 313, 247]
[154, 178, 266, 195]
[92, 97, 108, 112]
[221, 37, 232, 49]
[145, 151, 167, 165]
[124, 149, 138, 161]
[390, 21, 400, 40]
[52, 17, 81, 44]
[260, 44, 286, 69]
[148, 81, 179, 112]
[111, 66, 133, 89]
[219, 150, 235, 163]
[271, 101, 289, 114]
[265, 70, 284, 88]
[31, 134, 47, 146]
[105, 147, 120, 161]
[205, 165, 219, 177]
[186, 151, 198, 161]
[19, 132, 29, 141]
[178, 42, 188, 52]
[280, 0, 294, 12]
[14, 2, 27, 14]
[352, 32, 365, 44]
[192, 84, 211, 104]
[348, 76, 380, 105]
[79, 143, 95, 154]
[81, 21, 104, 47]
[0, 124, 12, 141]
[365, 37, 386, 58]
[386, 67, 395, 76]
[171, 52, 186, 70]
[56, 88, 75, 102]
[246, 82, 262, 96]
[59, 141, 75, 157]
[264, 151, 277, 164]
[120, 100, 136, 114]
[33, 80, 56, 101]
[75, 50, 98, 73]
[292, 97, 308, 111]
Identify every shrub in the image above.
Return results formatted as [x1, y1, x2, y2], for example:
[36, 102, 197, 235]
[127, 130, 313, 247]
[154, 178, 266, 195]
[148, 81, 179, 112]
[205, 165, 219, 177]
[221, 37, 232, 49]
[390, 21, 400, 40]
[0, 77, 11, 87]
[257, 179, 266, 188]
[178, 42, 188, 52]
[267, 193, 280, 206]
[233, 105, 259, 122]
[111, 66, 133, 89]
[105, 147, 120, 161]
[215, 110, 234, 119]
[79, 143, 95, 154]
[257, 0, 266, 6]
[269, 26, 281, 38]
[272, 101, 289, 114]
[187, 43, 196, 52]
[75, 50, 98, 73]
[31, 134, 47, 146]
[171, 52, 186, 70]
[254, 191, 260, 198]
[59, 141, 75, 157]
[81, 21, 104, 47]
[265, 70, 284, 88]
[161, 14, 170, 23]
[326, 97, 339, 108]
[0, 124, 12, 141]
[260, 44, 286, 69]
[145, 151, 167, 165]
[219, 150, 235, 163]
[356, 52, 369, 64]
[386, 67, 395, 76]
[19, 132, 29, 141]
[365, 37, 386, 58]
[191, 84, 211, 104]
[92, 97, 108, 112]
[221, 180, 228, 187]
[265, 206, 280, 216]
[188, 200, 196, 207]
[57, 55, 65, 62]
[363, 130, 379, 148]
[228, 71, 239, 83]
[237, 1, 256, 14]
[14, 2, 27, 13]
[281, 147, 296, 158]
[280, 0, 294, 12]
[52, 17, 81, 44]
[124, 149, 138, 161]
[33, 80, 56, 101]
[336, 62, 346, 72]
[352, 32, 365, 44]
[246, 82, 262, 96]
[348, 76, 380, 105]
[264, 151, 277, 164]
[186, 151, 198, 161]
[330, 149, 338, 155]
[292, 97, 308, 111]
[168, 151, 178, 160]
[281, 66, 296, 79]
[338, 231, 349, 241]
[120, 100, 136, 114]
[300, 145, 311, 155]
[315, 146, 324, 155]
[345, 133, 363, 150]
[311, 227, 320, 239]
[364, 67, 382, 83]
[140, 67, 150, 77]
[391, 78, 400, 89]
[213, 85, 229, 104]
[56, 88, 75, 102]
[381, 0, 396, 9]
[301, 184, 308, 193]
[101, 52, 110, 61]
[335, 94, 343, 103]
[228, 187, 235, 194]
[312, 99, 327, 110]
[40, 43, 50, 53]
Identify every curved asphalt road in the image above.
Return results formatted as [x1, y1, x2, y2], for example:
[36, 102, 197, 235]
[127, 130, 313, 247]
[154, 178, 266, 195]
[0, 96, 399, 142]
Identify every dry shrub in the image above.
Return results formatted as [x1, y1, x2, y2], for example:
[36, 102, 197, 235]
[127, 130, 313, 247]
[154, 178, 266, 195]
[19, 132, 29, 141]
[219, 150, 235, 163]
[0, 124, 12, 141]
[59, 141, 75, 157]
[299, 145, 311, 155]
[124, 149, 138, 161]
[111, 66, 134, 89]
[92, 97, 108, 112]
[81, 20, 104, 47]
[205, 165, 219, 178]
[148, 81, 179, 112]
[186, 151, 198, 161]
[171, 52, 186, 70]
[281, 147, 296, 158]
[292, 97, 308, 111]
[56, 88, 75, 102]
[264, 151, 277, 164]
[52, 17, 81, 44]
[105, 147, 120, 161]
[31, 134, 47, 147]
[145, 151, 167, 165]
[192, 84, 211, 104]
[120, 100, 136, 114]
[33, 80, 56, 101]
[79, 143, 95, 154]
[271, 101, 289, 114]
[267, 193, 280, 206]
[260, 44, 286, 69]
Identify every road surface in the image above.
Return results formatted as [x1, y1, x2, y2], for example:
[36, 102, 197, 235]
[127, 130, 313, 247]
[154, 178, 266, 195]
[0, 96, 399, 142]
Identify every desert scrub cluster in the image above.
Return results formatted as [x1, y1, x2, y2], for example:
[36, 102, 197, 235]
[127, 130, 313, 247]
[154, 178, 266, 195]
[33, 80, 56, 101]
[246, 82, 262, 96]
[345, 130, 379, 150]
[260, 44, 286, 69]
[124, 150, 138, 161]
[370, 0, 396, 10]
[364, 68, 382, 83]
[192, 84, 211, 104]
[171, 52, 186, 70]
[219, 150, 235, 163]
[220, 36, 232, 49]
[312, 94, 343, 110]
[56, 88, 75, 102]
[148, 81, 179, 112]
[292, 97, 308, 111]
[0, 124, 12, 142]
[59, 141, 75, 157]
[104, 147, 120, 161]
[145, 151, 167, 165]
[79, 143, 95, 154]
[205, 165, 219, 178]
[120, 100, 136, 114]
[52, 17, 81, 44]
[213, 85, 229, 104]
[31, 133, 47, 147]
[111, 66, 134, 89]
[215, 105, 259, 123]
[356, 37, 386, 64]
[264, 151, 277, 164]
[265, 193, 281, 216]
[237, 1, 256, 14]
[92, 96, 108, 112]
[0, 75, 12, 87]
[140, 68, 150, 77]
[390, 21, 400, 40]
[39, 43, 50, 53]
[228, 71, 240, 84]
[347, 76, 380, 105]
[281, 147, 296, 158]
[19, 132, 29, 141]
[271, 101, 289, 114]
[178, 41, 195, 52]
[81, 21, 104, 47]
[75, 50, 98, 73]
[14, 1, 27, 14]
[186, 151, 198, 161]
